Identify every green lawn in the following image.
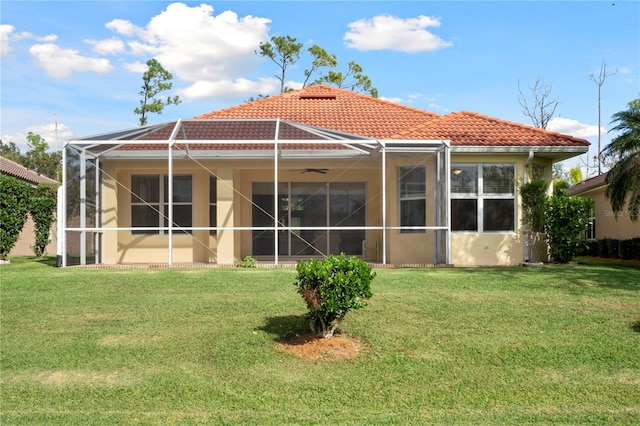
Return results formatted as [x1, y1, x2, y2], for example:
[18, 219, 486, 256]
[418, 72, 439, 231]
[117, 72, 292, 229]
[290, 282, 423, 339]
[1, 257, 639, 425]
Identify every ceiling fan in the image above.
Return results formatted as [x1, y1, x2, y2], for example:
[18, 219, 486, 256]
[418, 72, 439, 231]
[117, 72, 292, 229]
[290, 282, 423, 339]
[289, 168, 329, 174]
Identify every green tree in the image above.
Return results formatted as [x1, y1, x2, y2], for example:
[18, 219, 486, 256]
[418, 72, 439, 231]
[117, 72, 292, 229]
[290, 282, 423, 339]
[0, 175, 31, 260]
[569, 167, 583, 185]
[257, 36, 303, 94]
[553, 179, 570, 197]
[0, 140, 23, 163]
[256, 35, 378, 97]
[303, 44, 337, 87]
[315, 61, 378, 98]
[134, 59, 181, 126]
[23, 133, 61, 180]
[603, 98, 640, 221]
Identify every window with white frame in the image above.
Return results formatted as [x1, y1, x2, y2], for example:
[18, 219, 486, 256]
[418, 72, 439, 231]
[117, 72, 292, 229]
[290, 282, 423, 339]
[450, 164, 515, 232]
[131, 174, 192, 235]
[399, 165, 426, 233]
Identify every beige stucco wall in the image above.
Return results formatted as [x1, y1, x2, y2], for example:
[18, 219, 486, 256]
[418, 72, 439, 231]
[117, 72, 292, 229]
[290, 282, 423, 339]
[383, 155, 437, 264]
[449, 154, 553, 266]
[580, 186, 640, 240]
[9, 214, 57, 257]
[102, 160, 212, 264]
[96, 153, 555, 266]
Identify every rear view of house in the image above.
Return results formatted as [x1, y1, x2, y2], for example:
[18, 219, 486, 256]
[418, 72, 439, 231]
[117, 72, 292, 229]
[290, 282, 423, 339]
[61, 86, 589, 267]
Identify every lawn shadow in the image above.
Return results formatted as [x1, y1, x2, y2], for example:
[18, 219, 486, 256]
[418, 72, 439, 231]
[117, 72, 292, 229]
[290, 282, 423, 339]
[632, 321, 640, 333]
[455, 263, 640, 292]
[36, 256, 58, 267]
[259, 314, 310, 343]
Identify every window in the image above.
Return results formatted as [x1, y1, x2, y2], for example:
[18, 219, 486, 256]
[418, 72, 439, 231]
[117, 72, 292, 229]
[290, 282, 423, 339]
[399, 166, 426, 233]
[131, 174, 192, 234]
[451, 164, 515, 232]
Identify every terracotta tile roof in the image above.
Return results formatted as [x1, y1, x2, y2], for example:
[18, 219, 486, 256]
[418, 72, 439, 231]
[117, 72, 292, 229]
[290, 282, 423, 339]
[195, 86, 590, 148]
[0, 156, 58, 185]
[196, 85, 440, 139]
[394, 111, 590, 147]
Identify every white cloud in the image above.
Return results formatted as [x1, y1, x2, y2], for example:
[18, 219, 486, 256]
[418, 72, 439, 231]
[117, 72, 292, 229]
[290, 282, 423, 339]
[178, 77, 279, 100]
[547, 117, 604, 138]
[0, 24, 13, 55]
[2, 122, 73, 151]
[39, 34, 58, 42]
[105, 18, 139, 36]
[85, 37, 125, 55]
[29, 43, 113, 79]
[124, 61, 149, 73]
[285, 80, 304, 91]
[104, 3, 274, 100]
[1, 26, 58, 51]
[379, 96, 402, 103]
[344, 15, 453, 53]
[29, 122, 74, 147]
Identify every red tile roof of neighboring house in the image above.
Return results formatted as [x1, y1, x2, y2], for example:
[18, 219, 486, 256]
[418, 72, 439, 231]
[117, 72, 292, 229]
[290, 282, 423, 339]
[195, 85, 590, 148]
[0, 156, 58, 185]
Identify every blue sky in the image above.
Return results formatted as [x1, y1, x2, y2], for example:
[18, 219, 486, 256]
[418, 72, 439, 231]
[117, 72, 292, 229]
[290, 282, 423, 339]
[1, 1, 638, 175]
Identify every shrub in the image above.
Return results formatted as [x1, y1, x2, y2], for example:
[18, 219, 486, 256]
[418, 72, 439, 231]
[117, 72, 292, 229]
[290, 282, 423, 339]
[620, 239, 636, 260]
[544, 196, 594, 263]
[519, 178, 548, 233]
[606, 239, 620, 259]
[294, 254, 374, 338]
[238, 255, 257, 268]
[0, 175, 31, 259]
[29, 183, 57, 257]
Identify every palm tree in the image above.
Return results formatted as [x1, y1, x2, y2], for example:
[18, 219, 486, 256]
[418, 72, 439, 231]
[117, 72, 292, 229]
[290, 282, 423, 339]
[603, 99, 640, 221]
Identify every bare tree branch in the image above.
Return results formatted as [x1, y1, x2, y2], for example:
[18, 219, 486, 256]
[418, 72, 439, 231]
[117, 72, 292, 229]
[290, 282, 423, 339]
[518, 76, 559, 129]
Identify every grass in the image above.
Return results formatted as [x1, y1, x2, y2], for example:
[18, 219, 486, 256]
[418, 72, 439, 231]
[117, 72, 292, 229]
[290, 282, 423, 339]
[1, 256, 639, 425]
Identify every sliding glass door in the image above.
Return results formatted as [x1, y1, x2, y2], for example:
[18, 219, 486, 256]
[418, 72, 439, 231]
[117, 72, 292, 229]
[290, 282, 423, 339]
[252, 182, 365, 257]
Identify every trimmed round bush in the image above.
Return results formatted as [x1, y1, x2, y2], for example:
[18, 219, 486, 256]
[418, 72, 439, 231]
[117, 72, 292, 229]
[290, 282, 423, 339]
[294, 254, 374, 338]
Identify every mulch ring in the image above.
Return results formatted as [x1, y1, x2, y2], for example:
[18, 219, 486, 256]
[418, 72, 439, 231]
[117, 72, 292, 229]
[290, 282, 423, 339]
[277, 333, 363, 360]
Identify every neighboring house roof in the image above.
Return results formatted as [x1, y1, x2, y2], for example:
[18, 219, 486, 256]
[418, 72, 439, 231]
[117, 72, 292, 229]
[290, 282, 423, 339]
[196, 85, 590, 148]
[568, 172, 608, 196]
[0, 156, 58, 185]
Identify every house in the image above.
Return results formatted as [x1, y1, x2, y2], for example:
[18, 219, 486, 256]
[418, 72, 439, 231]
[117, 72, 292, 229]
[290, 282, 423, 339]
[61, 85, 589, 267]
[568, 171, 640, 240]
[0, 156, 58, 257]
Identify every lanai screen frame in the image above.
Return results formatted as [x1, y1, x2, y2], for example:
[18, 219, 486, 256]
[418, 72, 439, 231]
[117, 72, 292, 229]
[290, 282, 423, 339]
[60, 118, 450, 267]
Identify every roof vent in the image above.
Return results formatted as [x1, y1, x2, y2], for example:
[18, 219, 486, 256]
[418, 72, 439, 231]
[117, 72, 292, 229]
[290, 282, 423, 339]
[299, 94, 337, 100]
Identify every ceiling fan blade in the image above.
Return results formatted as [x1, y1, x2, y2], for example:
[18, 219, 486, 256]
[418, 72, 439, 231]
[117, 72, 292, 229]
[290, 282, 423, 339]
[309, 168, 328, 174]
[286, 168, 329, 174]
